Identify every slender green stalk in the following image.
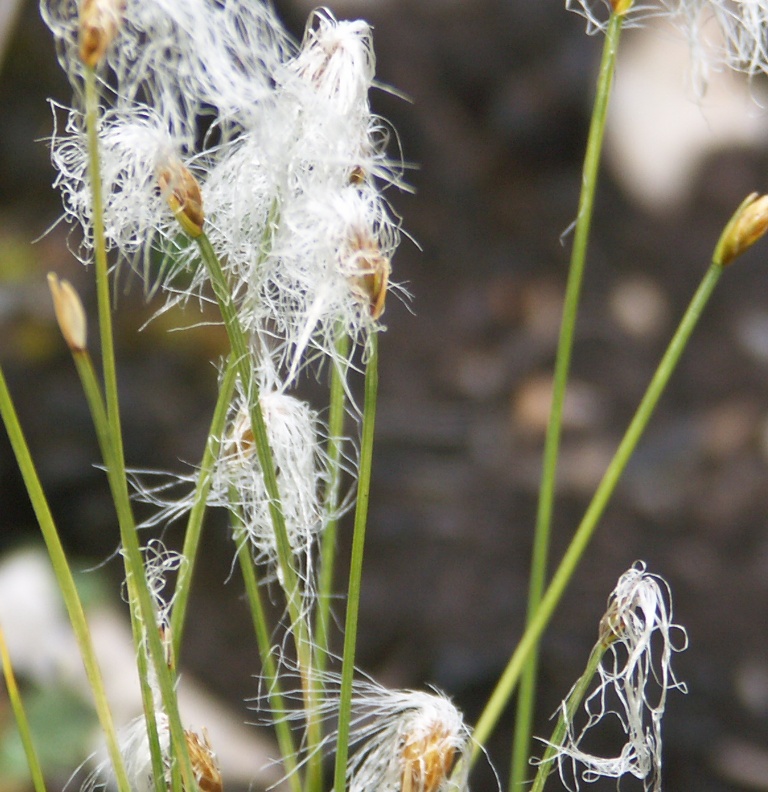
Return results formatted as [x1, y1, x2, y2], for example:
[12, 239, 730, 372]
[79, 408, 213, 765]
[170, 354, 239, 660]
[316, 332, 351, 671]
[511, 12, 625, 789]
[71, 349, 195, 792]
[193, 232, 323, 791]
[232, 515, 302, 792]
[0, 623, 48, 792]
[0, 366, 131, 792]
[333, 334, 379, 792]
[529, 641, 606, 792]
[84, 68, 121, 452]
[471, 261, 724, 764]
[83, 67, 195, 791]
[194, 234, 302, 616]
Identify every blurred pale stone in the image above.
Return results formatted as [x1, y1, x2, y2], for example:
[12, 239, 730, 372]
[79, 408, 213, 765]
[606, 22, 768, 212]
[513, 374, 603, 434]
[735, 660, 768, 717]
[713, 739, 768, 791]
[609, 276, 670, 340]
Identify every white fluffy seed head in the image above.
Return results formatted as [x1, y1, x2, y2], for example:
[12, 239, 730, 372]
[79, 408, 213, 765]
[238, 184, 400, 381]
[49, 103, 198, 278]
[203, 375, 334, 583]
[341, 686, 472, 792]
[42, 0, 289, 136]
[268, 674, 473, 792]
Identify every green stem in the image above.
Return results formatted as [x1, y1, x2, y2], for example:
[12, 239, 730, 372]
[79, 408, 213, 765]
[511, 12, 625, 789]
[72, 349, 195, 792]
[0, 366, 131, 792]
[333, 334, 379, 792]
[194, 234, 302, 617]
[83, 67, 192, 790]
[193, 232, 322, 790]
[529, 641, 606, 792]
[471, 261, 724, 764]
[316, 332, 351, 672]
[0, 623, 48, 792]
[170, 354, 238, 660]
[232, 516, 302, 792]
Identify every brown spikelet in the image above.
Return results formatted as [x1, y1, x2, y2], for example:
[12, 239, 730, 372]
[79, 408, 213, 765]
[345, 229, 391, 320]
[716, 193, 768, 266]
[400, 722, 457, 792]
[185, 729, 223, 792]
[157, 161, 205, 238]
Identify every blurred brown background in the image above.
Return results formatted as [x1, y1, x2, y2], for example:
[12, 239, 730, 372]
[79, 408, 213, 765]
[3, 0, 768, 789]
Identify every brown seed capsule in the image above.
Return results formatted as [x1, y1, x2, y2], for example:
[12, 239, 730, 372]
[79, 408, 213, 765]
[47, 273, 87, 352]
[344, 229, 391, 320]
[401, 721, 457, 792]
[157, 161, 205, 238]
[349, 165, 366, 185]
[78, 0, 124, 68]
[185, 729, 223, 792]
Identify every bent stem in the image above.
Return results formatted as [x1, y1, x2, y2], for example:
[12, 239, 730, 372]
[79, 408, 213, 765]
[333, 333, 379, 792]
[0, 366, 131, 792]
[471, 260, 724, 764]
[511, 10, 625, 789]
[529, 641, 606, 792]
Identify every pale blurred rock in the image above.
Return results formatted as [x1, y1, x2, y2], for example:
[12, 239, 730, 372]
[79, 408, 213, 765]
[512, 374, 603, 434]
[609, 275, 670, 340]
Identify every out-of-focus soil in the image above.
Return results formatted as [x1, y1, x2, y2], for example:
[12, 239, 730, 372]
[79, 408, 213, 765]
[3, 1, 768, 790]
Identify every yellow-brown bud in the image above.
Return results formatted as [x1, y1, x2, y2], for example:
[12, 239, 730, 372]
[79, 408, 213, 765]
[185, 730, 223, 792]
[47, 273, 87, 352]
[346, 231, 391, 320]
[715, 192, 768, 266]
[610, 0, 634, 14]
[401, 722, 457, 792]
[78, 0, 124, 68]
[157, 162, 205, 238]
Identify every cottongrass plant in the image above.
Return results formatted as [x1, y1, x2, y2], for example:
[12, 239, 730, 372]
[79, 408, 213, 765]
[2, 1, 768, 791]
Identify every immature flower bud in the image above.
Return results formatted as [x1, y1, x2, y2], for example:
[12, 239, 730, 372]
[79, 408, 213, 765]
[714, 192, 768, 266]
[47, 273, 87, 352]
[78, 0, 124, 68]
[186, 729, 223, 792]
[610, 0, 634, 14]
[157, 161, 204, 238]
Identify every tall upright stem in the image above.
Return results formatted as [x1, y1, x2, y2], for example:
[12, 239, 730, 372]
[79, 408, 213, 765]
[511, 12, 625, 789]
[333, 334, 379, 792]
